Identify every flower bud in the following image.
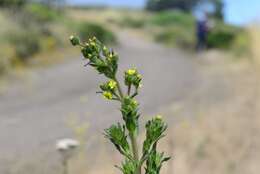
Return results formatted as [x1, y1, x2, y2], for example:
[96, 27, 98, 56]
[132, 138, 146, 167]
[108, 80, 117, 90]
[155, 115, 163, 120]
[103, 91, 113, 100]
[70, 35, 80, 46]
[126, 68, 137, 76]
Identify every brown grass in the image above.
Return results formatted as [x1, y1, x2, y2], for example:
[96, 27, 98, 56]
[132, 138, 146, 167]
[164, 25, 260, 174]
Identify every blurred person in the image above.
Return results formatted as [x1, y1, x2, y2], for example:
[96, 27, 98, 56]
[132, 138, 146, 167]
[195, 11, 209, 51]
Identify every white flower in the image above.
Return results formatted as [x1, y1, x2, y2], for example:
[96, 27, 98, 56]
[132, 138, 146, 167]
[56, 138, 79, 151]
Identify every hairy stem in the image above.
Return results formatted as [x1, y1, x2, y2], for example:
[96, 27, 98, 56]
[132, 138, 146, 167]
[130, 133, 141, 174]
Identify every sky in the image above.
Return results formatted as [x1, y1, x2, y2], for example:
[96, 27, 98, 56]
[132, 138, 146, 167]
[68, 0, 260, 26]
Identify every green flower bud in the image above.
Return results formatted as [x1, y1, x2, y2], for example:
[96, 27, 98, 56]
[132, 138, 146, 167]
[70, 35, 80, 46]
[103, 91, 113, 100]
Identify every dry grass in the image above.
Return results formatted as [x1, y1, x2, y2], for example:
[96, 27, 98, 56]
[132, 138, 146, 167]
[163, 25, 260, 174]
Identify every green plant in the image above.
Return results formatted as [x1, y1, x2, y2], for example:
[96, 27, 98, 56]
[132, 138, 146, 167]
[24, 3, 61, 23]
[207, 22, 240, 49]
[155, 26, 195, 48]
[77, 22, 116, 44]
[7, 30, 40, 61]
[207, 29, 236, 49]
[120, 16, 145, 28]
[0, 0, 27, 8]
[150, 11, 194, 27]
[70, 35, 170, 174]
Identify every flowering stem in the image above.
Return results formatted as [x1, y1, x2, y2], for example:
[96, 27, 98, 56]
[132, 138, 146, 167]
[70, 36, 170, 174]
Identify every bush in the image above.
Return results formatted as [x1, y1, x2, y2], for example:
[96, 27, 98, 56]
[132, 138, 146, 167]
[7, 30, 40, 61]
[24, 3, 61, 23]
[207, 25, 239, 49]
[155, 26, 195, 48]
[0, 0, 27, 8]
[120, 16, 145, 28]
[150, 10, 194, 27]
[77, 22, 116, 44]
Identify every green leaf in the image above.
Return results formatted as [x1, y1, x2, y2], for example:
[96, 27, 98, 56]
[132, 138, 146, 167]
[142, 117, 167, 155]
[116, 159, 138, 174]
[104, 123, 130, 156]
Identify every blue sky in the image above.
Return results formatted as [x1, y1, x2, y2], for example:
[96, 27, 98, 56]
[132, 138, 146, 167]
[68, 0, 260, 26]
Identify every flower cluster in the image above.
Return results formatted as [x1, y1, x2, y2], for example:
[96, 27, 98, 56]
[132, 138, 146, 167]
[125, 68, 142, 90]
[70, 36, 118, 79]
[70, 35, 170, 174]
[100, 80, 118, 100]
[121, 97, 139, 134]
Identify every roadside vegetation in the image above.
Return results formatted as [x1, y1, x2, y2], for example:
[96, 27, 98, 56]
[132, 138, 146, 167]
[115, 10, 249, 53]
[0, 1, 116, 77]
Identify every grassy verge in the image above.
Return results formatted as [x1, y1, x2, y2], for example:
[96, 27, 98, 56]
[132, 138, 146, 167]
[0, 4, 117, 78]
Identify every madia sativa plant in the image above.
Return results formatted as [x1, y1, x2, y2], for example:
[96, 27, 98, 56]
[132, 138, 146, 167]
[70, 35, 170, 174]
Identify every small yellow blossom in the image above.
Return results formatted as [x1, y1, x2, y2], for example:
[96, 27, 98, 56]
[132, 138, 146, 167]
[103, 91, 113, 100]
[155, 115, 163, 120]
[127, 69, 137, 75]
[137, 74, 142, 79]
[108, 80, 117, 90]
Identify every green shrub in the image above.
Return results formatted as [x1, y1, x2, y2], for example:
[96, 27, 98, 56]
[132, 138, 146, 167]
[0, 0, 27, 8]
[120, 16, 145, 28]
[207, 27, 238, 49]
[150, 10, 194, 28]
[155, 26, 195, 48]
[24, 3, 61, 23]
[77, 22, 116, 44]
[7, 30, 40, 61]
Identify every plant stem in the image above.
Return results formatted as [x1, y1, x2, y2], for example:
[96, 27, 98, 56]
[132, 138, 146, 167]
[130, 133, 141, 174]
[127, 85, 131, 96]
[114, 77, 124, 99]
[62, 158, 68, 174]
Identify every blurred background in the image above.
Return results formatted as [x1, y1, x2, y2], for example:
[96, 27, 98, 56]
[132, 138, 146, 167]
[0, 0, 260, 174]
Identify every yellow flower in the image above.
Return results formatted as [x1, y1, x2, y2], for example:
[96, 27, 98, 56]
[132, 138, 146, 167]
[108, 80, 117, 90]
[155, 115, 163, 120]
[127, 68, 137, 75]
[103, 91, 113, 100]
[137, 74, 142, 79]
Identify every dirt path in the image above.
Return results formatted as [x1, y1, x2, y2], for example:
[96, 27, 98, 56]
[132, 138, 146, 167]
[0, 31, 202, 173]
